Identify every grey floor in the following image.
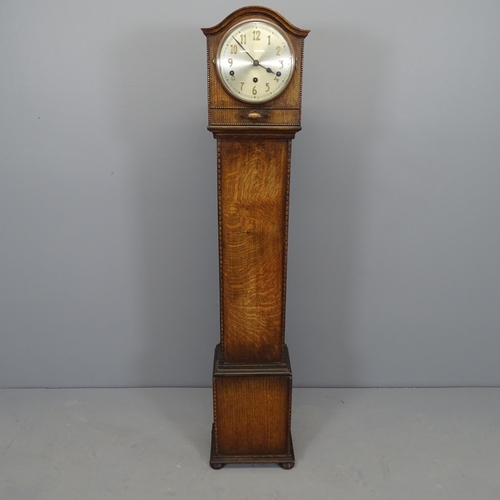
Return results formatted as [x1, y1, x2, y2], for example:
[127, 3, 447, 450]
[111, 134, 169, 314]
[0, 388, 499, 499]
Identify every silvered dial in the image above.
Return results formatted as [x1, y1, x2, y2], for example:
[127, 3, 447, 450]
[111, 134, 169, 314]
[217, 20, 294, 103]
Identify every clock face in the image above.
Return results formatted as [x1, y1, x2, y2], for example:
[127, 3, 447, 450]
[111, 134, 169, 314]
[217, 20, 295, 104]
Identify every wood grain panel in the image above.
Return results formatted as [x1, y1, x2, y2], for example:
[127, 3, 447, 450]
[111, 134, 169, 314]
[209, 108, 301, 127]
[219, 138, 290, 363]
[214, 375, 291, 456]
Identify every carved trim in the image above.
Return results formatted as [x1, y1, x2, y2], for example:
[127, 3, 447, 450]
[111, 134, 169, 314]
[212, 387, 219, 455]
[206, 38, 211, 123]
[210, 106, 301, 111]
[281, 139, 292, 358]
[214, 344, 292, 374]
[299, 39, 305, 118]
[217, 140, 225, 362]
[210, 122, 300, 127]
[209, 127, 300, 139]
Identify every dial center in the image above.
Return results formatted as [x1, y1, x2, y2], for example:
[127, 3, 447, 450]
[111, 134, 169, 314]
[253, 59, 260, 66]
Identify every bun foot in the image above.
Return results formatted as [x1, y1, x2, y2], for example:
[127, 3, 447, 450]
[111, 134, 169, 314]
[279, 462, 294, 470]
[210, 462, 226, 470]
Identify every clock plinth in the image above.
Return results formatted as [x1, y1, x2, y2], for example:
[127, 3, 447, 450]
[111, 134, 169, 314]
[203, 7, 308, 469]
[210, 344, 295, 469]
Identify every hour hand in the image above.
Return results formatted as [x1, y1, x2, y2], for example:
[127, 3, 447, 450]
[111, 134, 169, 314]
[259, 64, 275, 74]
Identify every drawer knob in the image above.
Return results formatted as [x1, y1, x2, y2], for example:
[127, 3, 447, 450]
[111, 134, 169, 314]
[247, 112, 262, 120]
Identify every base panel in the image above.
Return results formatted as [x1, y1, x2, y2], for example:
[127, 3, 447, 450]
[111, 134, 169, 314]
[210, 344, 294, 468]
[210, 424, 295, 469]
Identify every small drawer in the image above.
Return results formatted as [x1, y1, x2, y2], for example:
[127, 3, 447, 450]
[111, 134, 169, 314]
[209, 107, 300, 126]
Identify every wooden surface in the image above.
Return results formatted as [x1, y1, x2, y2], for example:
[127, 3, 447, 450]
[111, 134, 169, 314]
[204, 6, 308, 466]
[218, 137, 291, 363]
[214, 376, 291, 456]
[202, 6, 308, 129]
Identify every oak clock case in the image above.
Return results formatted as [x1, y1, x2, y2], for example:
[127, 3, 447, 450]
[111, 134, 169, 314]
[202, 7, 308, 469]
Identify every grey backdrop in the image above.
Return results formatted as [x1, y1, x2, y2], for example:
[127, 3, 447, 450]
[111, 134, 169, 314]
[1, 1, 499, 388]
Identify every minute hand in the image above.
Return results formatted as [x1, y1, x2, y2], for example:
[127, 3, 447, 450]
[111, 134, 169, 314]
[232, 36, 255, 63]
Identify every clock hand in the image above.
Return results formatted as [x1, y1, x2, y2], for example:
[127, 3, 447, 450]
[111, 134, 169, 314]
[232, 36, 255, 63]
[232, 36, 276, 75]
[258, 63, 275, 74]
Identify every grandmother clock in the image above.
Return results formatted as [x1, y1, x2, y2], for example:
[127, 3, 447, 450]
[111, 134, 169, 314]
[202, 6, 308, 469]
